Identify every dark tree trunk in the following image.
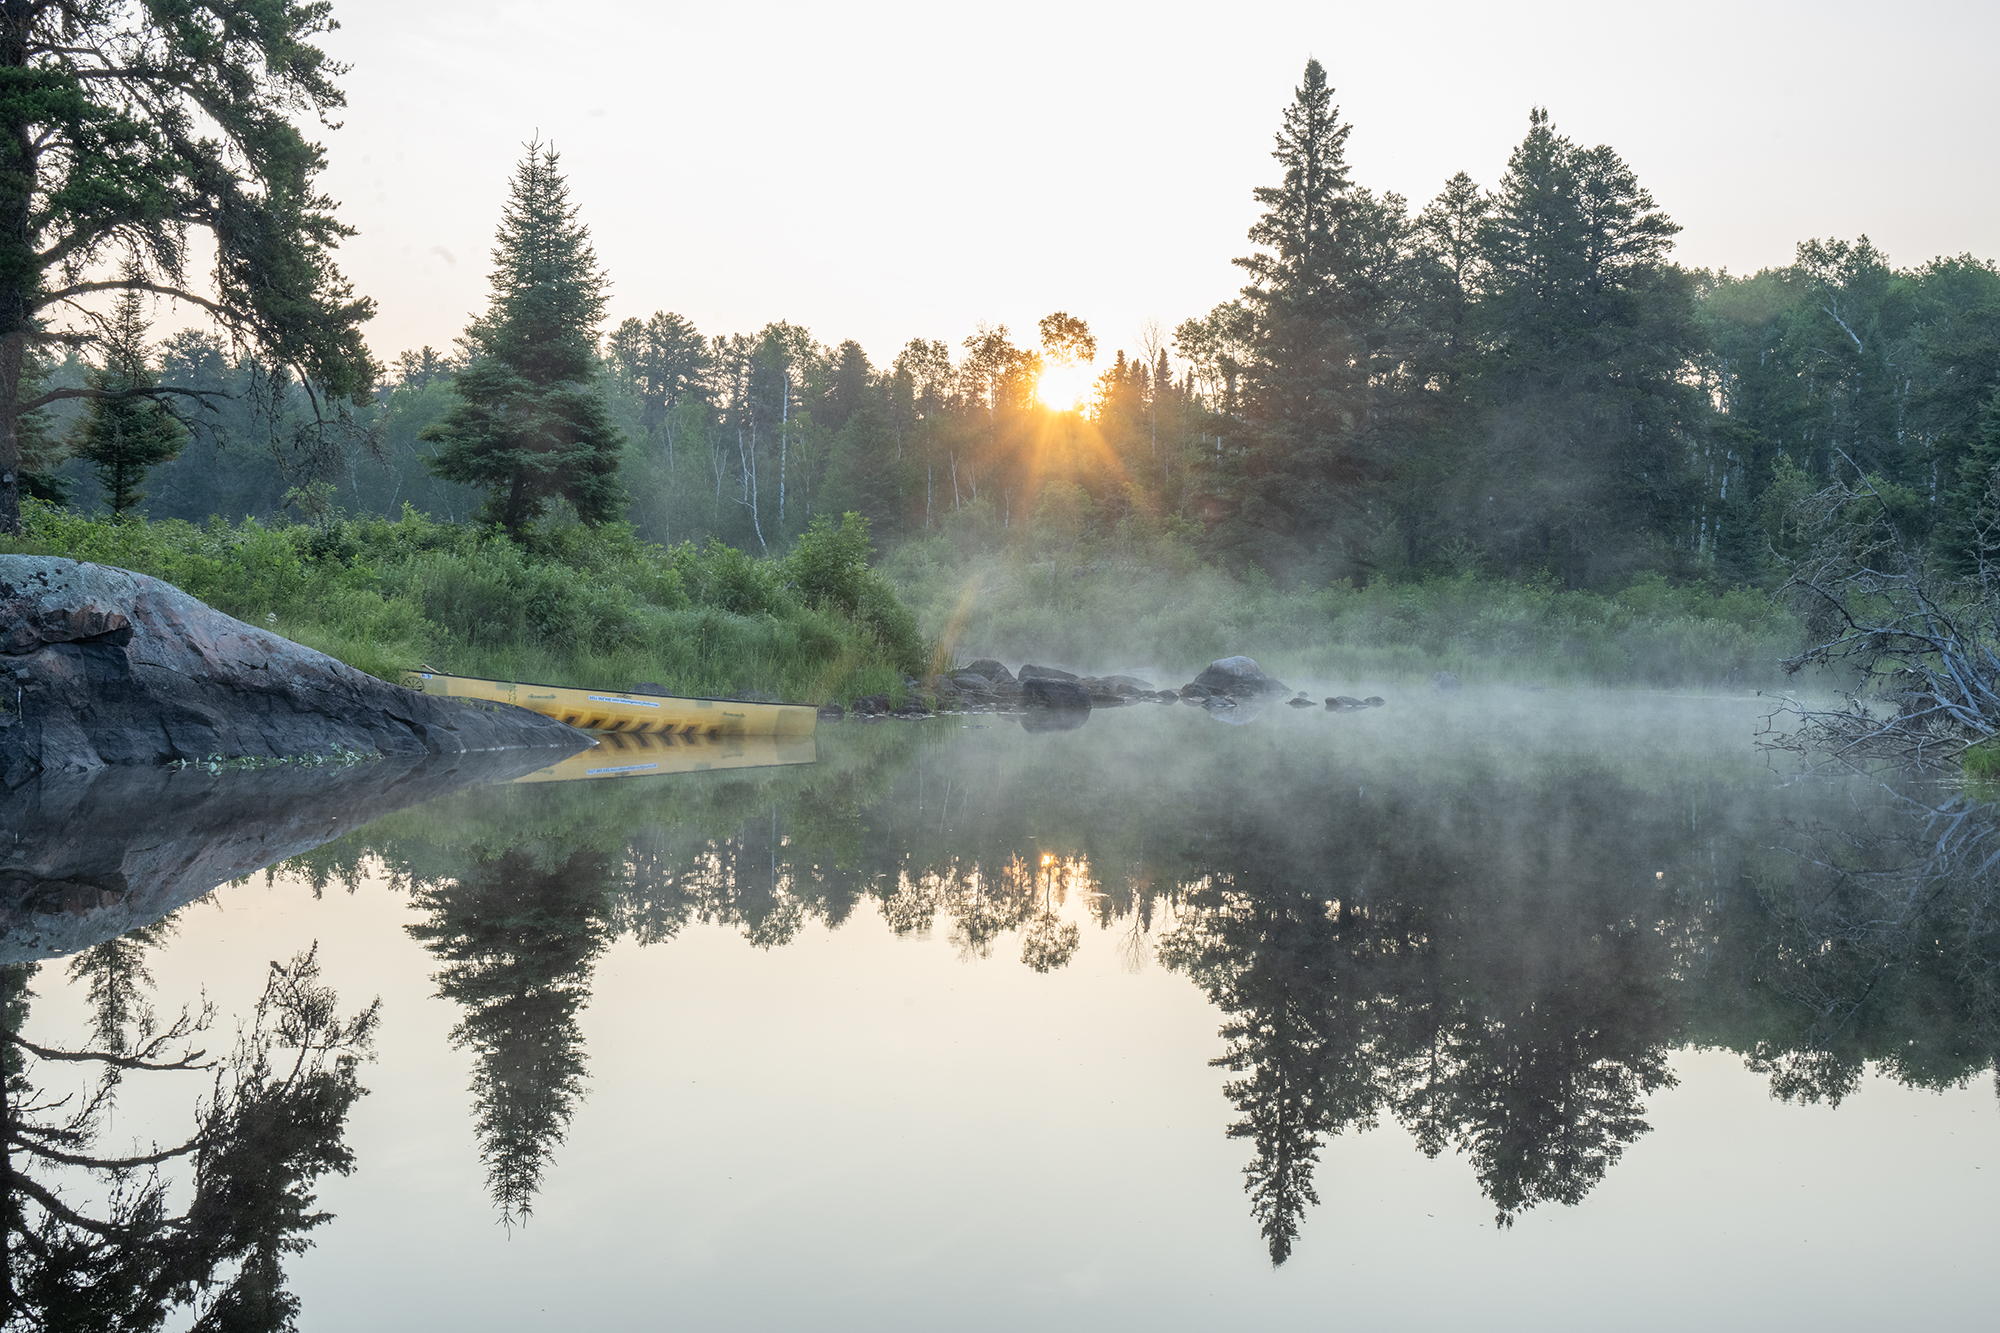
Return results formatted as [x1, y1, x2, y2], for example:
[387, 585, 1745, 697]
[0, 2, 34, 536]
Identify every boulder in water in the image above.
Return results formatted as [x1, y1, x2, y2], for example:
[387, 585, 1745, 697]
[1022, 677, 1091, 711]
[1192, 656, 1286, 697]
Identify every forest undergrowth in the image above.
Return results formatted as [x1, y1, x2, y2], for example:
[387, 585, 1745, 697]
[4, 493, 1810, 703]
[885, 517, 1804, 690]
[2, 502, 924, 704]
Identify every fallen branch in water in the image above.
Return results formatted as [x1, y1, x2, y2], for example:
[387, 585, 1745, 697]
[1761, 461, 2000, 772]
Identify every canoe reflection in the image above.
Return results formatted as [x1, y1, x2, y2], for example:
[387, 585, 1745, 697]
[511, 729, 817, 783]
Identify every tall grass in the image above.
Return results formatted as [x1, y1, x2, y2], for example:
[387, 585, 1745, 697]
[884, 525, 1803, 690]
[2, 502, 923, 703]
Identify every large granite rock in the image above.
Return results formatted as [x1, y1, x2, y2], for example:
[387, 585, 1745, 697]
[1021, 677, 1092, 711]
[961, 659, 1016, 685]
[1191, 655, 1288, 697]
[1, 556, 587, 787]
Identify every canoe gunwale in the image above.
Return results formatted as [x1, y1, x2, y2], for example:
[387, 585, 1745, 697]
[399, 670, 817, 738]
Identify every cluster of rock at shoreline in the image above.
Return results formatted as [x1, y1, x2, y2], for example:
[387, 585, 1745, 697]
[827, 655, 1439, 723]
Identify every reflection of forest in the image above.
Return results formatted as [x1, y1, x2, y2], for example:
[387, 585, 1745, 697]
[285, 714, 2000, 1262]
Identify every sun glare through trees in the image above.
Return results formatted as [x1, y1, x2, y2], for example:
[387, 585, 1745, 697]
[1035, 358, 1095, 413]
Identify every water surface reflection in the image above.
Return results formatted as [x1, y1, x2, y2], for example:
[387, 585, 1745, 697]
[10, 692, 2000, 1325]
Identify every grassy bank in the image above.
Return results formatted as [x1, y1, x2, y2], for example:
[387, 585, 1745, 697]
[884, 526, 1804, 690]
[2, 502, 924, 704]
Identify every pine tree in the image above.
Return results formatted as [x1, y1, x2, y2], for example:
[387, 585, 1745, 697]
[76, 288, 186, 518]
[606, 310, 712, 448]
[1942, 385, 2000, 570]
[1469, 109, 1701, 585]
[424, 140, 624, 536]
[0, 1, 374, 536]
[1225, 58, 1375, 575]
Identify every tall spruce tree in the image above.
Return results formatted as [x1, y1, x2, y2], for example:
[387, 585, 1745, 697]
[76, 287, 185, 517]
[1225, 58, 1374, 576]
[424, 140, 624, 536]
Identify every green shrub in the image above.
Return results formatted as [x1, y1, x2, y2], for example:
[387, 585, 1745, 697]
[1965, 743, 2000, 781]
[1, 499, 922, 704]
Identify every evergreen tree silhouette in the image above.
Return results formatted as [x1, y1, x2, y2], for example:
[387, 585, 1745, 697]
[407, 844, 616, 1225]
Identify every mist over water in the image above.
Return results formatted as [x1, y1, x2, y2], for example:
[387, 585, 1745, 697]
[13, 689, 2000, 1328]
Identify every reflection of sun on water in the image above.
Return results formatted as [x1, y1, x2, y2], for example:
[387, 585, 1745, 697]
[1036, 359, 1093, 412]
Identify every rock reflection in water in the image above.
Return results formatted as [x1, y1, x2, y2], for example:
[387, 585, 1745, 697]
[0, 744, 580, 963]
[0, 744, 587, 1326]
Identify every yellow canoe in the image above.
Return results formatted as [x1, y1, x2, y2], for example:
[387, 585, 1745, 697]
[512, 729, 818, 784]
[400, 671, 817, 738]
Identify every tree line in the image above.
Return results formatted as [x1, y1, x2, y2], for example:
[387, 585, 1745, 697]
[10, 29, 1997, 602]
[372, 59, 1997, 589]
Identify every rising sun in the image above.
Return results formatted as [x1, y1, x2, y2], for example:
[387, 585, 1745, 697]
[1036, 359, 1094, 412]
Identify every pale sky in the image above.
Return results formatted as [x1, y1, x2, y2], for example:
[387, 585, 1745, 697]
[313, 0, 1999, 371]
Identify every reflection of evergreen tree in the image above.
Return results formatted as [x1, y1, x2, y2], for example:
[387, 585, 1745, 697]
[3, 948, 376, 1331]
[407, 846, 615, 1226]
[307, 712, 2000, 1264]
[64, 914, 179, 1062]
[1161, 862, 1410, 1263]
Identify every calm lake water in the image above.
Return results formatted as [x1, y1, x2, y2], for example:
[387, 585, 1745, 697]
[14, 690, 2000, 1330]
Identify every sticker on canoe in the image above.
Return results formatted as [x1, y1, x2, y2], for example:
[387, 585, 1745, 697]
[587, 695, 662, 707]
[587, 762, 661, 775]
